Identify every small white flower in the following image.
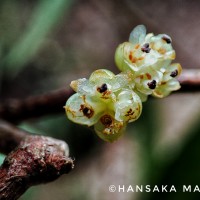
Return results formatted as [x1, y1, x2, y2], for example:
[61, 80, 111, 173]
[134, 67, 163, 95]
[94, 114, 126, 142]
[115, 25, 176, 72]
[115, 89, 142, 123]
[115, 25, 182, 99]
[65, 93, 105, 126]
[153, 63, 182, 98]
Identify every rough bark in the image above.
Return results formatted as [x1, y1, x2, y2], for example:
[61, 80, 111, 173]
[0, 120, 27, 155]
[0, 121, 74, 200]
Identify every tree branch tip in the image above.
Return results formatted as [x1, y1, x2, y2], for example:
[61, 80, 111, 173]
[0, 135, 74, 200]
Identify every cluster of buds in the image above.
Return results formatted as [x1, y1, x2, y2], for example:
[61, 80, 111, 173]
[65, 25, 182, 142]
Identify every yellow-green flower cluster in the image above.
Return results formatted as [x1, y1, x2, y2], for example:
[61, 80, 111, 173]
[115, 25, 182, 101]
[65, 69, 142, 142]
[65, 25, 182, 142]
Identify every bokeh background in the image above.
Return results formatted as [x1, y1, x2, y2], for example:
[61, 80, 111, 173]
[0, 0, 200, 199]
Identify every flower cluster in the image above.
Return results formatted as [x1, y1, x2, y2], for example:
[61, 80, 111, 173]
[65, 25, 182, 142]
[65, 69, 142, 142]
[115, 25, 182, 101]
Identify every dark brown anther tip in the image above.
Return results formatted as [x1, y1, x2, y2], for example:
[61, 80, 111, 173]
[170, 69, 178, 77]
[162, 35, 172, 44]
[141, 43, 151, 53]
[147, 80, 157, 89]
[97, 83, 108, 93]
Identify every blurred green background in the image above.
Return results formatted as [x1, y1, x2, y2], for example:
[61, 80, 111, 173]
[0, 0, 200, 199]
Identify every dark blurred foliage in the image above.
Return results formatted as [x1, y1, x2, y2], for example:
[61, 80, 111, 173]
[0, 0, 200, 199]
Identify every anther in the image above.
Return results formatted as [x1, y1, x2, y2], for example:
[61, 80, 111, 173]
[97, 83, 108, 93]
[147, 80, 157, 89]
[80, 105, 94, 118]
[141, 43, 151, 53]
[162, 35, 172, 44]
[170, 69, 178, 77]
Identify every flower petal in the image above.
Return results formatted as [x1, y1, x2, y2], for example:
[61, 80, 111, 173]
[149, 34, 175, 60]
[135, 67, 163, 95]
[111, 71, 133, 91]
[133, 89, 148, 102]
[115, 89, 142, 123]
[65, 93, 105, 126]
[115, 42, 135, 72]
[70, 78, 95, 95]
[163, 63, 182, 81]
[129, 25, 146, 45]
[94, 114, 126, 142]
[89, 69, 115, 84]
[153, 79, 181, 98]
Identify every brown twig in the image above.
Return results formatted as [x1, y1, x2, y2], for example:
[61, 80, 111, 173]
[0, 69, 199, 124]
[0, 120, 74, 200]
[0, 88, 74, 123]
[177, 69, 200, 92]
[0, 120, 27, 154]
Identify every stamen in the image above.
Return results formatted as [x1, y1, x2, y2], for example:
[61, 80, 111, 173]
[147, 80, 157, 89]
[97, 83, 108, 93]
[100, 115, 113, 127]
[80, 105, 94, 118]
[170, 69, 178, 77]
[162, 35, 172, 44]
[141, 43, 151, 53]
